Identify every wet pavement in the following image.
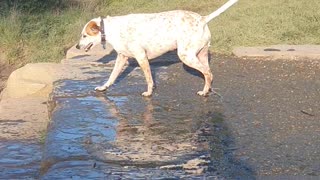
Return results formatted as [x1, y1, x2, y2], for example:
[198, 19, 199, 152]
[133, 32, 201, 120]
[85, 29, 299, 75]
[41, 52, 240, 179]
[0, 141, 42, 179]
[1, 51, 319, 179]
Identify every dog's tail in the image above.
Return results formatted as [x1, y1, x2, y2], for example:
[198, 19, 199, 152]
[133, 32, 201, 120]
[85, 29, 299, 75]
[204, 0, 238, 23]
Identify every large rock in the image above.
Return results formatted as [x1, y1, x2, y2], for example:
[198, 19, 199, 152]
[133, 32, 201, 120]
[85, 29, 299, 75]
[0, 61, 105, 99]
[1, 63, 62, 99]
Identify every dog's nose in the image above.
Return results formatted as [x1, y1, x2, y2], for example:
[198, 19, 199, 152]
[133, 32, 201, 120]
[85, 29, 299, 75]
[75, 44, 80, 49]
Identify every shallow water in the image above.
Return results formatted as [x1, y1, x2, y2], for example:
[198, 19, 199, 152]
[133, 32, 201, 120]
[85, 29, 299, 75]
[0, 141, 42, 179]
[40, 61, 239, 178]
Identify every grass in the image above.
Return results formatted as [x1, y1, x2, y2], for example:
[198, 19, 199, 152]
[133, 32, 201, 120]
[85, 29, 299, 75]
[0, 0, 320, 66]
[38, 129, 47, 144]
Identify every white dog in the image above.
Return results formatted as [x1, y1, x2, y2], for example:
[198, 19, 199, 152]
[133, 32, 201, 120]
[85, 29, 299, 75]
[76, 0, 238, 96]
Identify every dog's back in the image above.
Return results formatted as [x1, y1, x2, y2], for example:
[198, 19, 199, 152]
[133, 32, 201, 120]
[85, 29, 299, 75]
[107, 10, 209, 59]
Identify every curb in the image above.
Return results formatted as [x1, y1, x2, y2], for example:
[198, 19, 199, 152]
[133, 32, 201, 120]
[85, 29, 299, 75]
[233, 45, 320, 60]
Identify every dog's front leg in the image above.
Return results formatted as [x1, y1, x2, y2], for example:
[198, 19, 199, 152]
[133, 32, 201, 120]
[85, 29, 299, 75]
[95, 54, 128, 91]
[136, 57, 154, 97]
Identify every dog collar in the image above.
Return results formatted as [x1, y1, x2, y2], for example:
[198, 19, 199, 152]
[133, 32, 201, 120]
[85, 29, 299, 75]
[100, 17, 106, 49]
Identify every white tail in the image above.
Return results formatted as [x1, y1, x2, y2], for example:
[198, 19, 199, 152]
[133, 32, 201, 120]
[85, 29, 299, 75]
[205, 0, 238, 23]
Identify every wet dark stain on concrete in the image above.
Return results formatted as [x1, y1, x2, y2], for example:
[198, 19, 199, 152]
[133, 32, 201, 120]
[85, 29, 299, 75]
[264, 48, 281, 51]
[263, 48, 296, 52]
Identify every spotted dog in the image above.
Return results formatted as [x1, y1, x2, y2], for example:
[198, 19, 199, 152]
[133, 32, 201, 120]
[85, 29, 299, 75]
[76, 0, 238, 96]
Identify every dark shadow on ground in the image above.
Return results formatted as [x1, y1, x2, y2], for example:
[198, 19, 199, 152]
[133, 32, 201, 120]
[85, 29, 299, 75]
[206, 112, 256, 179]
[95, 50, 211, 88]
[96, 50, 118, 64]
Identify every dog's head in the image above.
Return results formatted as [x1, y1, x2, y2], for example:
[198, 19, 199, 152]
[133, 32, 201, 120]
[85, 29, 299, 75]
[76, 17, 105, 52]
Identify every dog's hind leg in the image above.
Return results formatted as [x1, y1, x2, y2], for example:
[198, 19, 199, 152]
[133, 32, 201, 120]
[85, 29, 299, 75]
[197, 45, 213, 92]
[178, 49, 213, 96]
[197, 45, 210, 70]
[95, 54, 128, 91]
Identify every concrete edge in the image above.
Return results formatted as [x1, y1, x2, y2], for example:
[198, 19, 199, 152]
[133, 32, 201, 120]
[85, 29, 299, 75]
[233, 45, 320, 60]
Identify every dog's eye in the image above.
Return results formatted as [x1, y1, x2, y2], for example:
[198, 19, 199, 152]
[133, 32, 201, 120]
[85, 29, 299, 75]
[82, 35, 87, 38]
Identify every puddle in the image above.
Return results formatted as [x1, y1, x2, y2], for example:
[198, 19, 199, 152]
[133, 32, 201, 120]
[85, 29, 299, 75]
[94, 94, 214, 165]
[41, 60, 255, 178]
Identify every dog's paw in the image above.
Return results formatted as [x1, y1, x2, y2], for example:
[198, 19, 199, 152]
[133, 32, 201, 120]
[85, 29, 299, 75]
[142, 91, 152, 97]
[95, 86, 107, 92]
[197, 91, 208, 97]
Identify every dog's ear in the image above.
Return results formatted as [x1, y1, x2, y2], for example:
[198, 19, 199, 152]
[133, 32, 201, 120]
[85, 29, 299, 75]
[85, 21, 100, 36]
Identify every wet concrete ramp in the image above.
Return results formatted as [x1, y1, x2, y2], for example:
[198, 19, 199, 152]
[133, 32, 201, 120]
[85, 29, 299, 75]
[41, 53, 251, 179]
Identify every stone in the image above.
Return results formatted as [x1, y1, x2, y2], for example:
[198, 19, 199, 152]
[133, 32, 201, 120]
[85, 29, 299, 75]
[0, 61, 106, 99]
[1, 63, 62, 99]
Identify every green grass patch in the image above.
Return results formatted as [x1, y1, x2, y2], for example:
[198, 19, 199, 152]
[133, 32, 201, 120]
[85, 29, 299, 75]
[0, 0, 320, 65]
[38, 129, 47, 144]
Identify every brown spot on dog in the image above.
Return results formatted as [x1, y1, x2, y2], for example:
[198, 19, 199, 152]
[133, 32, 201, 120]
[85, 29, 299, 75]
[85, 21, 100, 36]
